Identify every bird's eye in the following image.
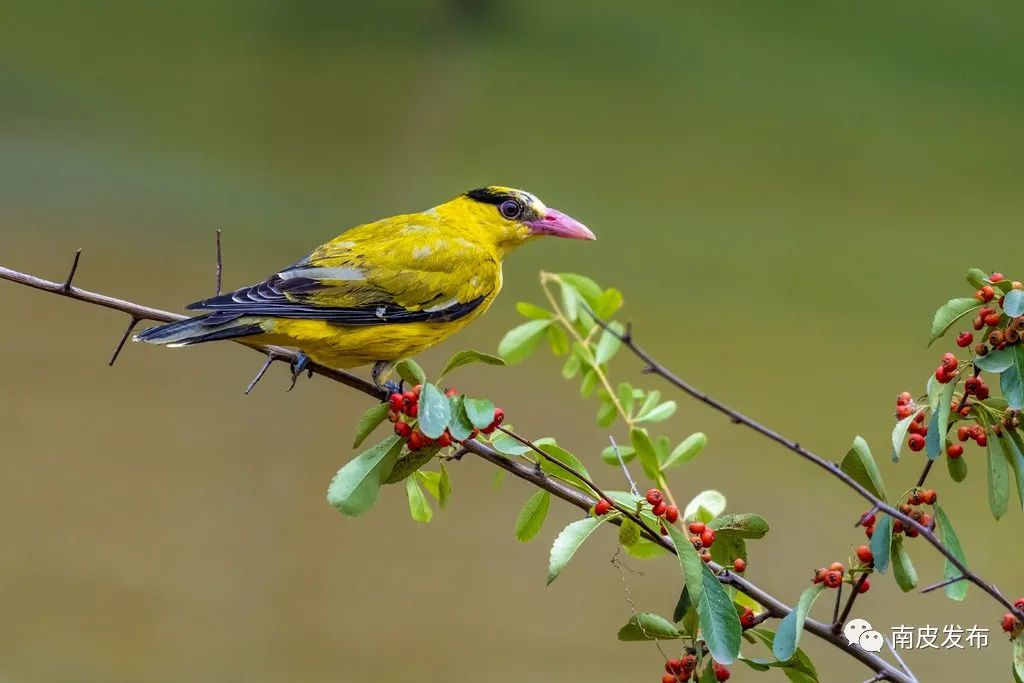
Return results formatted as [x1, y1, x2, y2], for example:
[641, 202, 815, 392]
[499, 199, 522, 220]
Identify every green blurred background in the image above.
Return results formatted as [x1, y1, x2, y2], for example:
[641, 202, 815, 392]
[2, 1, 1022, 681]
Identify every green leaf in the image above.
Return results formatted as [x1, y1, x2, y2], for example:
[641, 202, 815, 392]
[663, 432, 708, 469]
[395, 359, 426, 385]
[929, 298, 982, 346]
[636, 389, 660, 419]
[547, 517, 604, 585]
[559, 273, 603, 304]
[630, 427, 661, 480]
[446, 395, 475, 442]
[743, 628, 820, 682]
[624, 538, 669, 560]
[463, 397, 496, 429]
[1004, 289, 1024, 317]
[538, 443, 593, 492]
[327, 436, 404, 517]
[708, 513, 770, 539]
[490, 432, 555, 456]
[684, 490, 727, 522]
[891, 409, 924, 462]
[546, 324, 570, 355]
[1001, 345, 1024, 410]
[772, 584, 825, 661]
[596, 399, 617, 427]
[560, 281, 580, 322]
[561, 353, 582, 379]
[988, 434, 1011, 519]
[617, 612, 681, 641]
[891, 536, 918, 592]
[406, 476, 433, 523]
[352, 403, 389, 448]
[1013, 635, 1024, 683]
[1007, 430, 1024, 509]
[594, 321, 624, 365]
[385, 446, 440, 483]
[933, 503, 968, 601]
[618, 518, 641, 547]
[438, 462, 451, 509]
[975, 346, 1016, 373]
[673, 587, 693, 623]
[439, 350, 506, 378]
[926, 381, 956, 460]
[415, 471, 441, 499]
[417, 383, 452, 439]
[579, 369, 598, 397]
[840, 436, 889, 501]
[594, 287, 624, 318]
[965, 267, 989, 289]
[498, 319, 551, 364]
[601, 443, 636, 465]
[636, 400, 677, 424]
[666, 524, 742, 664]
[617, 382, 635, 416]
[947, 453, 968, 482]
[516, 301, 552, 320]
[515, 491, 550, 542]
[871, 514, 893, 573]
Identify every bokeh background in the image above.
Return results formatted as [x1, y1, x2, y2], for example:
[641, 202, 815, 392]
[2, 1, 1023, 681]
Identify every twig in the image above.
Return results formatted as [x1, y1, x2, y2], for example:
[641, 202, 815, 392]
[609, 435, 639, 497]
[585, 305, 1024, 623]
[215, 230, 223, 296]
[63, 249, 82, 292]
[0, 258, 916, 683]
[108, 317, 140, 367]
[245, 352, 277, 394]
[834, 572, 871, 632]
[832, 579, 844, 624]
[920, 575, 966, 594]
[886, 636, 917, 683]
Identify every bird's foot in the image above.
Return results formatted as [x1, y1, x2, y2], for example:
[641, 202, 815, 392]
[381, 379, 404, 398]
[288, 352, 312, 392]
[371, 360, 397, 389]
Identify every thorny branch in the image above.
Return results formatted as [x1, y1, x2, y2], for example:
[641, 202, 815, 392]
[0, 251, 921, 683]
[585, 306, 1024, 625]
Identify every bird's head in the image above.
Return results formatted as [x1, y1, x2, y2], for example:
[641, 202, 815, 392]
[440, 186, 595, 252]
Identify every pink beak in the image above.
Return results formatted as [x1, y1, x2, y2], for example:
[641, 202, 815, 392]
[527, 208, 596, 240]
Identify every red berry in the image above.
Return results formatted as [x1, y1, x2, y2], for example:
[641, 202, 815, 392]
[406, 402, 419, 418]
[688, 521, 706, 535]
[977, 433, 988, 447]
[908, 434, 925, 452]
[978, 285, 996, 302]
[812, 568, 827, 583]
[919, 513, 933, 528]
[1002, 613, 1016, 633]
[681, 655, 696, 672]
[860, 511, 877, 527]
[407, 431, 426, 451]
[984, 312, 1002, 326]
[865, 525, 875, 538]
[896, 405, 913, 419]
[957, 426, 970, 442]
[980, 305, 996, 318]
[664, 505, 679, 523]
[388, 393, 404, 411]
[646, 488, 664, 505]
[740, 607, 755, 628]
[387, 409, 400, 423]
[947, 443, 964, 458]
[713, 663, 730, 681]
[956, 331, 974, 347]
[913, 411, 926, 424]
[921, 489, 937, 505]
[733, 558, 747, 573]
[661, 675, 677, 683]
[394, 421, 412, 437]
[973, 316, 985, 330]
[856, 545, 873, 564]
[829, 561, 845, 572]
[941, 353, 958, 372]
[897, 391, 913, 405]
[482, 407, 505, 434]
[976, 383, 990, 400]
[594, 499, 612, 516]
[991, 272, 1005, 282]
[444, 387, 458, 397]
[858, 579, 871, 593]
[652, 501, 668, 517]
[934, 367, 952, 383]
[700, 528, 716, 548]
[1015, 598, 1024, 611]
[823, 570, 843, 588]
[402, 390, 416, 403]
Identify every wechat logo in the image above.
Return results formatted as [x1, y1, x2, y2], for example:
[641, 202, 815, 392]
[844, 619, 885, 653]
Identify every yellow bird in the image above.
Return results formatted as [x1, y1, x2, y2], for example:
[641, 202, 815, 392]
[135, 186, 595, 385]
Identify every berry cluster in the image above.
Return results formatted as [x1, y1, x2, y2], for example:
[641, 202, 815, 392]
[646, 488, 680, 523]
[1000, 599, 1024, 635]
[812, 553, 873, 594]
[387, 385, 503, 451]
[661, 655, 730, 682]
[686, 520, 716, 564]
[969, 275, 1024, 356]
[893, 489, 936, 537]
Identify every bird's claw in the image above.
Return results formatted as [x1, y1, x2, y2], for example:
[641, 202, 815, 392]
[288, 352, 311, 392]
[381, 379, 404, 399]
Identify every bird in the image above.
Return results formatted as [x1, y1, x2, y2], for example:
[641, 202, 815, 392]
[135, 186, 595, 387]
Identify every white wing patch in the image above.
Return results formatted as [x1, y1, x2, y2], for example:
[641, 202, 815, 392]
[412, 245, 433, 259]
[424, 297, 459, 312]
[281, 266, 365, 281]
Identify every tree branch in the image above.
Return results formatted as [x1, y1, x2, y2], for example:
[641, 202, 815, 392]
[0, 258, 913, 683]
[585, 305, 1023, 623]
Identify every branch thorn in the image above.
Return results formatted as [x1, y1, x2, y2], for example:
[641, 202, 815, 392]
[62, 249, 82, 293]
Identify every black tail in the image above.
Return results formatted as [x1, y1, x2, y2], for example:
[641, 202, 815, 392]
[134, 315, 263, 347]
